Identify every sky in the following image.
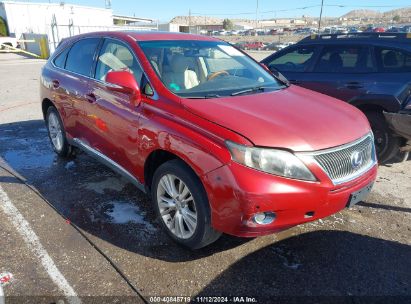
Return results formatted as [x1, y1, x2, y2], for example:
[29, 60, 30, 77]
[40, 0, 411, 22]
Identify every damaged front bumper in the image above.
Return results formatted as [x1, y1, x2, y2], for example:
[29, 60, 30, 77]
[384, 111, 411, 152]
[384, 111, 411, 139]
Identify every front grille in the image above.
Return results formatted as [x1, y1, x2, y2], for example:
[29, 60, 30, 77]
[310, 134, 376, 184]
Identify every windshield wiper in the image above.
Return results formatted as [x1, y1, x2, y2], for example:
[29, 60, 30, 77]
[186, 94, 221, 99]
[230, 86, 267, 96]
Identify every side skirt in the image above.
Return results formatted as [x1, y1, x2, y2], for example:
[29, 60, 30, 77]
[69, 138, 146, 194]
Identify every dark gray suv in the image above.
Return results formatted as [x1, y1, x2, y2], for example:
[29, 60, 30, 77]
[262, 33, 411, 163]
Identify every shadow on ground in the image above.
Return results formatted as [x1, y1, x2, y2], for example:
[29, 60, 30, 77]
[196, 230, 411, 298]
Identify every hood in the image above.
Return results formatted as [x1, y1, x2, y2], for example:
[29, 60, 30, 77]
[182, 85, 370, 151]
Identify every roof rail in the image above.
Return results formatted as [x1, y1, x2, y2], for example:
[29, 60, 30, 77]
[302, 32, 411, 42]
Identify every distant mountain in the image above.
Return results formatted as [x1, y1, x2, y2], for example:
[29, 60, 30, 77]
[383, 7, 411, 18]
[340, 7, 411, 20]
[340, 9, 382, 19]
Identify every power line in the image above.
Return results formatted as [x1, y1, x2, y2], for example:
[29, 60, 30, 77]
[190, 4, 409, 17]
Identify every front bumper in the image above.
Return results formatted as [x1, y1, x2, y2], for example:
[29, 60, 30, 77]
[203, 161, 378, 237]
[384, 111, 411, 141]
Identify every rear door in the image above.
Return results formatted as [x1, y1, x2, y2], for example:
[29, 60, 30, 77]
[263, 44, 319, 86]
[305, 44, 375, 102]
[61, 37, 102, 142]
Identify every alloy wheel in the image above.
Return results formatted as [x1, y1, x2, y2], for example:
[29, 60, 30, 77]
[48, 112, 64, 152]
[156, 174, 197, 239]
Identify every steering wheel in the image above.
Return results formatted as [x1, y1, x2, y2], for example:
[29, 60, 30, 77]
[207, 70, 230, 81]
[284, 62, 296, 68]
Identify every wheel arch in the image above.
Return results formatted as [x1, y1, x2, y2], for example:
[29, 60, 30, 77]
[144, 149, 209, 192]
[42, 98, 55, 119]
[349, 95, 401, 113]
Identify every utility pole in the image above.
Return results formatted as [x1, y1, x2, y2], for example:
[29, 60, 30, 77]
[189, 9, 192, 33]
[255, 0, 259, 30]
[318, 0, 324, 33]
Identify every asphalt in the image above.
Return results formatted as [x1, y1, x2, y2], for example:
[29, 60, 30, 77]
[0, 53, 410, 303]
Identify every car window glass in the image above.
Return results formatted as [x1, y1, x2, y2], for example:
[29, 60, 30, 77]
[53, 47, 69, 68]
[204, 48, 243, 73]
[139, 40, 283, 98]
[314, 46, 372, 73]
[375, 47, 411, 73]
[267, 46, 316, 72]
[95, 39, 143, 85]
[65, 38, 100, 76]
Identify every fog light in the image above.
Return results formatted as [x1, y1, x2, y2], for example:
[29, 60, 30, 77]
[253, 212, 276, 225]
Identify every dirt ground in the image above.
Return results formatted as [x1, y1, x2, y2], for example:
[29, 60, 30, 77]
[0, 53, 410, 303]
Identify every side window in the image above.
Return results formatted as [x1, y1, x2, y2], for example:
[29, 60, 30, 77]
[95, 39, 143, 85]
[313, 46, 373, 73]
[53, 47, 69, 68]
[267, 46, 316, 72]
[65, 38, 100, 76]
[375, 47, 411, 73]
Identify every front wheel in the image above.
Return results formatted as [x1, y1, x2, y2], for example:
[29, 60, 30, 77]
[151, 159, 221, 249]
[365, 111, 400, 164]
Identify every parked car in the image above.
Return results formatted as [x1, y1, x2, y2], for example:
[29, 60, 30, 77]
[263, 42, 281, 51]
[373, 27, 386, 33]
[41, 31, 377, 249]
[0, 36, 19, 50]
[262, 32, 411, 163]
[241, 41, 266, 50]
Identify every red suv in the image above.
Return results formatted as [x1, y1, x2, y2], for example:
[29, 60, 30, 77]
[41, 32, 377, 249]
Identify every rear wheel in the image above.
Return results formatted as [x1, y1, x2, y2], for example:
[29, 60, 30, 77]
[46, 107, 75, 158]
[365, 111, 400, 164]
[151, 159, 221, 249]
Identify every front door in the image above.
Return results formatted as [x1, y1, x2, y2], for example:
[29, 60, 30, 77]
[87, 38, 145, 176]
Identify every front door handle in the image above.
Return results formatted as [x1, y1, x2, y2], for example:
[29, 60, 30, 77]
[289, 79, 301, 85]
[85, 93, 97, 103]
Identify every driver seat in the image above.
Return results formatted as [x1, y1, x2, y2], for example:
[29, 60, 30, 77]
[163, 54, 199, 90]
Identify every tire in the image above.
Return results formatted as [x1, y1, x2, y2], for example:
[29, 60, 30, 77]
[365, 111, 400, 164]
[151, 159, 221, 249]
[46, 106, 75, 158]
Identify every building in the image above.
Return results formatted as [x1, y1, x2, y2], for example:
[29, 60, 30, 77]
[0, 1, 156, 52]
[0, 1, 113, 38]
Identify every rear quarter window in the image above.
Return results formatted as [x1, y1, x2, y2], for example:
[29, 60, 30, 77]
[53, 47, 69, 68]
[375, 47, 411, 73]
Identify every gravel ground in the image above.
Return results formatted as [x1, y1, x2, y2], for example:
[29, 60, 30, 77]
[0, 53, 410, 303]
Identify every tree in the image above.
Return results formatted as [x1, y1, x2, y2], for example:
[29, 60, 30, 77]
[393, 15, 401, 22]
[0, 17, 8, 37]
[223, 19, 234, 31]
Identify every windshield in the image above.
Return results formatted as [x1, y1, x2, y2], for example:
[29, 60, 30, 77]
[138, 40, 285, 98]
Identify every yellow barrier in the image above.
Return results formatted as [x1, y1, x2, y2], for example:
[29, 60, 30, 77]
[39, 37, 49, 59]
[0, 37, 49, 59]
[0, 43, 41, 58]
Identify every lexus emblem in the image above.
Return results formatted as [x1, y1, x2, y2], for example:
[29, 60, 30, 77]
[350, 151, 363, 169]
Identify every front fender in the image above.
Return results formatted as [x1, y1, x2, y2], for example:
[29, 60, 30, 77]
[349, 94, 401, 113]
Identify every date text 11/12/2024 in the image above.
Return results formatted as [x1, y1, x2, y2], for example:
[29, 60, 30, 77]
[148, 296, 258, 303]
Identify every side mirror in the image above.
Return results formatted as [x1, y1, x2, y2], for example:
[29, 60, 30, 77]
[105, 70, 141, 106]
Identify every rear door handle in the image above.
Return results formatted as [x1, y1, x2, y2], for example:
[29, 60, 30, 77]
[345, 82, 363, 89]
[52, 80, 60, 89]
[85, 93, 97, 103]
[289, 79, 301, 85]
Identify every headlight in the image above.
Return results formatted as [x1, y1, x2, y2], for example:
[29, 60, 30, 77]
[226, 141, 316, 181]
